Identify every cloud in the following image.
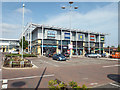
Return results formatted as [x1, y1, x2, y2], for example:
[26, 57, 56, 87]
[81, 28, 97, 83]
[1, 23, 22, 39]
[41, 3, 118, 47]
[15, 8, 32, 14]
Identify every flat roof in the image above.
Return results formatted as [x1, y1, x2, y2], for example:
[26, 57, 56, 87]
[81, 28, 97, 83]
[0, 38, 19, 41]
[31, 23, 108, 35]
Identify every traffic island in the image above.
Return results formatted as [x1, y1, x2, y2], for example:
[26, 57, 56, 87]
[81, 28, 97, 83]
[3, 56, 33, 68]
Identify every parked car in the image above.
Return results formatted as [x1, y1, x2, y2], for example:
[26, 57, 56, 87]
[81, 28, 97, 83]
[52, 54, 66, 61]
[11, 51, 19, 54]
[62, 52, 69, 57]
[86, 53, 101, 58]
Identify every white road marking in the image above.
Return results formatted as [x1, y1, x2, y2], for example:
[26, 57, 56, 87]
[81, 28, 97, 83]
[40, 60, 59, 67]
[109, 83, 120, 87]
[0, 74, 54, 81]
[2, 79, 8, 84]
[90, 83, 98, 85]
[103, 64, 120, 68]
[82, 78, 88, 80]
[1, 84, 8, 89]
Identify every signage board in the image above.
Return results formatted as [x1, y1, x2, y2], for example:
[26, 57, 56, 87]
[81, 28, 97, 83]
[68, 44, 73, 49]
[64, 33, 70, 39]
[47, 30, 56, 39]
[90, 35, 95, 41]
[78, 34, 84, 41]
[100, 37, 104, 41]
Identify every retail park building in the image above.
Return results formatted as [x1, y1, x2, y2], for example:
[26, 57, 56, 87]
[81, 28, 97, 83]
[22, 23, 107, 56]
[0, 38, 19, 52]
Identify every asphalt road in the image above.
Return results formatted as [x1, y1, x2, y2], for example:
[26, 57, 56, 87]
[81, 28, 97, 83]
[1, 56, 120, 89]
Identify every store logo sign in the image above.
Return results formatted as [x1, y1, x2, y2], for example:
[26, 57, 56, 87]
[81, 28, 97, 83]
[78, 34, 84, 41]
[90, 35, 95, 41]
[101, 37, 104, 41]
[47, 31, 56, 39]
[64, 33, 70, 39]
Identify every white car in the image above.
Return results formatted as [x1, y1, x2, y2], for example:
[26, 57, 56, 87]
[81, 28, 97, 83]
[11, 51, 19, 54]
[86, 53, 101, 58]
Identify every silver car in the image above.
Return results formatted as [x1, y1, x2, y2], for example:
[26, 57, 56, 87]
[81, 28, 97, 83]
[86, 53, 101, 58]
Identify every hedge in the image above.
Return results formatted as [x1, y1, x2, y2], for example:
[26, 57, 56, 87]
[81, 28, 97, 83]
[5, 54, 37, 57]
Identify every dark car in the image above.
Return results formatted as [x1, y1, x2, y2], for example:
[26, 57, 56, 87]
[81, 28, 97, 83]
[52, 54, 66, 61]
[62, 52, 69, 57]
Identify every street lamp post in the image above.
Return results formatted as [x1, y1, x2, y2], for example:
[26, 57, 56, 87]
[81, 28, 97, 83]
[76, 29, 77, 56]
[88, 32, 90, 53]
[61, 2, 78, 59]
[61, 28, 62, 53]
[22, 3, 25, 59]
[99, 33, 101, 54]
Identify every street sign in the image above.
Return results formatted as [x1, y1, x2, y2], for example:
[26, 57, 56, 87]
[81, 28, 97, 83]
[68, 44, 73, 49]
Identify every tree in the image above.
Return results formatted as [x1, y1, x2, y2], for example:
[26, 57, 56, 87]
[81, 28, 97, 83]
[111, 46, 115, 48]
[118, 45, 120, 51]
[19, 36, 28, 50]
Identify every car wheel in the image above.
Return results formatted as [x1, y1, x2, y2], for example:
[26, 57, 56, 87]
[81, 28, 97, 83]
[97, 56, 100, 58]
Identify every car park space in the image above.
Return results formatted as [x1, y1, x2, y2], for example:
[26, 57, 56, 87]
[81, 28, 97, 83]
[25, 55, 118, 68]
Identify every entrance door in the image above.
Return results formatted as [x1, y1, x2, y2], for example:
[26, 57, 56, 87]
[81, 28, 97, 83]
[3, 48, 5, 52]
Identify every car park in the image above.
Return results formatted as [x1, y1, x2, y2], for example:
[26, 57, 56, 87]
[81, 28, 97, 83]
[86, 53, 101, 58]
[52, 54, 66, 61]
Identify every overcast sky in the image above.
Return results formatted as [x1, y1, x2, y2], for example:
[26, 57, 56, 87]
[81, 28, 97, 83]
[1, 2, 118, 47]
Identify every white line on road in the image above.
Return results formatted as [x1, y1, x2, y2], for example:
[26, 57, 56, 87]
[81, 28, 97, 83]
[0, 74, 54, 81]
[102, 64, 120, 68]
[40, 60, 59, 67]
[90, 83, 98, 85]
[109, 83, 120, 88]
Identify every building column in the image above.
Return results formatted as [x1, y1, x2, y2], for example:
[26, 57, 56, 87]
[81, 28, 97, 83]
[38, 40, 41, 56]
[5, 46, 6, 52]
[83, 42, 85, 56]
[70, 41, 73, 56]
[1, 46, 3, 52]
[93, 43, 95, 53]
[56, 40, 59, 54]
[103, 43, 105, 53]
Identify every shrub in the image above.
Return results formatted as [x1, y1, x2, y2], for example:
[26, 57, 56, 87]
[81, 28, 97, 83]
[48, 79, 88, 90]
[5, 54, 37, 57]
[69, 81, 78, 88]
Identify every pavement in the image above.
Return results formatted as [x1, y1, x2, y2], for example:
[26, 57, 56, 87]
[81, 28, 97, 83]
[1, 55, 120, 89]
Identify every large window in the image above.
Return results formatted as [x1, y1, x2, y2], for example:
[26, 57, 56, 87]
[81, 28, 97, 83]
[43, 40, 56, 44]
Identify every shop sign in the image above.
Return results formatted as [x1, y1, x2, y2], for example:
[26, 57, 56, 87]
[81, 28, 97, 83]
[47, 30, 56, 39]
[100, 37, 104, 41]
[63, 47, 67, 49]
[78, 34, 84, 41]
[64, 33, 70, 39]
[68, 44, 73, 49]
[90, 35, 95, 41]
[41, 45, 57, 47]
